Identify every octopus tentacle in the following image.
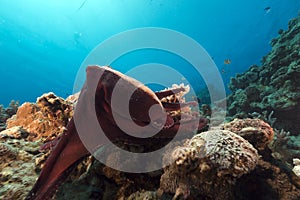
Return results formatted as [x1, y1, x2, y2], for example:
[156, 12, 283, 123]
[155, 87, 186, 99]
[25, 119, 89, 200]
[162, 101, 198, 111]
[26, 66, 209, 200]
[39, 135, 62, 151]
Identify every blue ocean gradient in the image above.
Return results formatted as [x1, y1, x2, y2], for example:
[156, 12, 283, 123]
[0, 0, 299, 106]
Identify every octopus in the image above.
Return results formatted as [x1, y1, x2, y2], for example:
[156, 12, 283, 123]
[25, 66, 209, 200]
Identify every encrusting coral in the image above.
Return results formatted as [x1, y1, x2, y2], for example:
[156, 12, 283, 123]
[222, 118, 274, 151]
[6, 92, 73, 142]
[0, 93, 75, 200]
[159, 129, 259, 200]
[0, 137, 42, 200]
[268, 128, 300, 170]
[0, 142, 17, 160]
[0, 126, 29, 139]
[1, 91, 300, 199]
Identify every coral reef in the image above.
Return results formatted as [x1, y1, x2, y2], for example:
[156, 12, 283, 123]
[0, 93, 75, 200]
[0, 100, 19, 131]
[269, 129, 300, 167]
[6, 92, 73, 142]
[0, 136, 42, 200]
[222, 118, 274, 151]
[159, 129, 259, 200]
[54, 158, 161, 200]
[0, 126, 29, 139]
[235, 159, 300, 200]
[227, 13, 300, 135]
[1, 91, 300, 199]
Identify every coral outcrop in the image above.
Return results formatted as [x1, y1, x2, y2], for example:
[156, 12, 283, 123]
[0, 100, 19, 131]
[0, 136, 42, 199]
[6, 92, 73, 141]
[1, 91, 300, 199]
[227, 13, 300, 135]
[0, 126, 29, 140]
[235, 159, 300, 200]
[268, 129, 300, 167]
[0, 93, 75, 200]
[159, 129, 259, 200]
[222, 118, 274, 151]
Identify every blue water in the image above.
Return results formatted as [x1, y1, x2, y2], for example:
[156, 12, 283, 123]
[0, 0, 299, 106]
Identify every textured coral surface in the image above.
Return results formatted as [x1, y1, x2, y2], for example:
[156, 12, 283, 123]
[160, 129, 259, 200]
[1, 14, 300, 199]
[223, 118, 274, 151]
[0, 93, 74, 200]
[0, 100, 19, 131]
[6, 92, 73, 142]
[227, 13, 300, 135]
[0, 138, 42, 200]
[0, 92, 299, 199]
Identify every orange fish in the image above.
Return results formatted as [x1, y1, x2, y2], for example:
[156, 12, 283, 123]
[224, 58, 231, 65]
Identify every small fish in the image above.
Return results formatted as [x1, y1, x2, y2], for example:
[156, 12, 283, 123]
[264, 6, 271, 13]
[77, 0, 88, 12]
[224, 58, 231, 65]
[221, 68, 226, 74]
[181, 77, 186, 81]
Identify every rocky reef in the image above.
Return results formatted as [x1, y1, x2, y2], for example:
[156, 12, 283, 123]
[51, 118, 300, 199]
[1, 13, 300, 200]
[0, 91, 299, 199]
[0, 135, 42, 199]
[227, 13, 300, 135]
[0, 100, 19, 131]
[226, 12, 300, 182]
[6, 92, 73, 142]
[160, 129, 259, 200]
[0, 93, 74, 200]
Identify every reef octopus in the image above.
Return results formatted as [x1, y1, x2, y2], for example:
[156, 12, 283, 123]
[25, 66, 208, 200]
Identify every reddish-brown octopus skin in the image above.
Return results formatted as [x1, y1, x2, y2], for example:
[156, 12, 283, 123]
[25, 66, 208, 200]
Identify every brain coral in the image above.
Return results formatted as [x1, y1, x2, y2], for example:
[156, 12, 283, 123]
[191, 130, 259, 177]
[160, 129, 259, 200]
